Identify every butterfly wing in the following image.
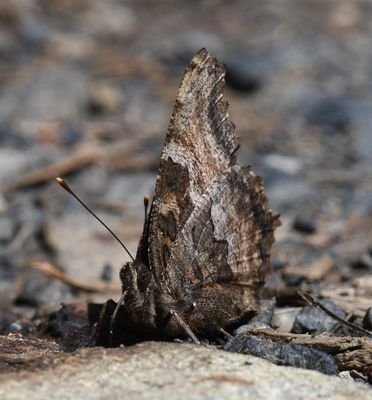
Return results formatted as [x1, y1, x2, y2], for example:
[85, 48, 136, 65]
[147, 48, 278, 299]
[164, 165, 280, 295]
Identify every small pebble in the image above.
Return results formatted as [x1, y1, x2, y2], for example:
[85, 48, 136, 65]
[8, 322, 23, 333]
[0, 216, 16, 244]
[305, 97, 351, 133]
[350, 252, 372, 271]
[100, 263, 114, 282]
[226, 61, 262, 93]
[292, 299, 346, 334]
[292, 216, 316, 235]
[362, 307, 372, 330]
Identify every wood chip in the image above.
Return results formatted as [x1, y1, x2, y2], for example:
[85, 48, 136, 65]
[321, 287, 371, 318]
[28, 262, 121, 293]
[283, 256, 335, 282]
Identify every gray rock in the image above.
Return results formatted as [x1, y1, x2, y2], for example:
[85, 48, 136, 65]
[226, 56, 262, 93]
[292, 215, 317, 235]
[0, 342, 369, 400]
[272, 307, 302, 332]
[305, 96, 351, 133]
[234, 298, 276, 334]
[292, 300, 346, 334]
[0, 65, 87, 125]
[0, 216, 15, 244]
[351, 252, 372, 271]
[225, 333, 338, 375]
[363, 308, 372, 330]
[14, 270, 71, 309]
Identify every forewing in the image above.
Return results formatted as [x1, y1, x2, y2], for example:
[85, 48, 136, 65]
[164, 165, 280, 295]
[148, 49, 239, 292]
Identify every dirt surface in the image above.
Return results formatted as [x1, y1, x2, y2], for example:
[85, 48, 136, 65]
[0, 342, 370, 400]
[0, 0, 371, 388]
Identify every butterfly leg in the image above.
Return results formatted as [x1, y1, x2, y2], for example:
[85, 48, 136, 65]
[89, 299, 117, 347]
[170, 310, 200, 345]
[109, 291, 127, 346]
[218, 326, 233, 339]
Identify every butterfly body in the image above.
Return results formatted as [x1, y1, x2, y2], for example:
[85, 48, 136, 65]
[95, 49, 279, 346]
[119, 259, 257, 340]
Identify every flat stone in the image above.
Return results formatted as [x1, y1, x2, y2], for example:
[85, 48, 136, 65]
[292, 299, 346, 334]
[0, 342, 369, 400]
[225, 333, 339, 375]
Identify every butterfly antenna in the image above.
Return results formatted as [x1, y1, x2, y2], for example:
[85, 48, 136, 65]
[56, 177, 134, 262]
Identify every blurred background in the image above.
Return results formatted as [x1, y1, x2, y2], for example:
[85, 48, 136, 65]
[0, 0, 371, 331]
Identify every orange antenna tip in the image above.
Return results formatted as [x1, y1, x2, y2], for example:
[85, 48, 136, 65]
[56, 177, 73, 195]
[143, 195, 150, 226]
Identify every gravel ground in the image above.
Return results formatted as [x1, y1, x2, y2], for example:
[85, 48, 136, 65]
[0, 0, 371, 387]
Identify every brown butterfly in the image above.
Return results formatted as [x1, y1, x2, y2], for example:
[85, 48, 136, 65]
[89, 48, 280, 346]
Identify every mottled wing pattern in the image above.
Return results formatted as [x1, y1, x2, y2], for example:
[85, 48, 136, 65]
[166, 165, 280, 294]
[148, 49, 239, 293]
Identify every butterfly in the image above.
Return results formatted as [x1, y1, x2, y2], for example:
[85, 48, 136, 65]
[93, 48, 280, 346]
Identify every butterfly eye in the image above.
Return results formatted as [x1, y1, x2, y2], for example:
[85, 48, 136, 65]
[191, 302, 197, 310]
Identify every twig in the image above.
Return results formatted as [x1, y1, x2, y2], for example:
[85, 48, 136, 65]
[28, 261, 121, 293]
[328, 312, 353, 335]
[320, 288, 369, 318]
[3, 133, 156, 194]
[298, 291, 372, 338]
[8, 223, 34, 251]
[247, 327, 368, 352]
